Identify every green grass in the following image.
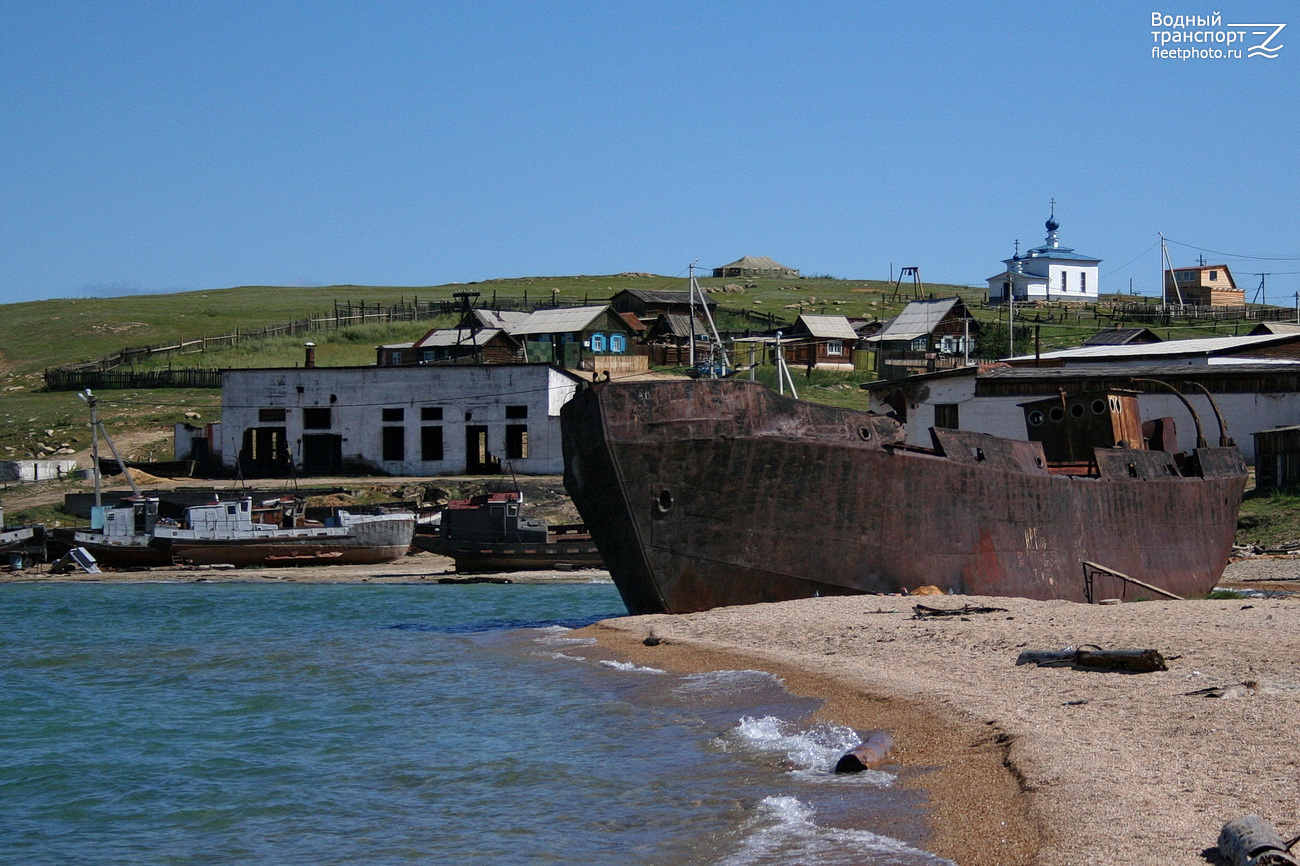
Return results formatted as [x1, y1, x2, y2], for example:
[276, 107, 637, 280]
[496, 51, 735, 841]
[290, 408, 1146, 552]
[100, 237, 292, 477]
[1236, 486, 1300, 549]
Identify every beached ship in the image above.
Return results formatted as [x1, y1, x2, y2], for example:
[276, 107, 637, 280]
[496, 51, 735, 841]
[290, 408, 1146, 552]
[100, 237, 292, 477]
[561, 379, 1248, 614]
[58, 496, 415, 568]
[414, 490, 603, 573]
[57, 497, 172, 567]
[0, 506, 41, 556]
[152, 497, 415, 566]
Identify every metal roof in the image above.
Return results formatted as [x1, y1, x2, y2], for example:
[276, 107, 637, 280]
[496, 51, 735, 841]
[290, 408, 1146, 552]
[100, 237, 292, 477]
[796, 314, 858, 340]
[715, 255, 796, 271]
[510, 306, 611, 336]
[1080, 327, 1162, 346]
[473, 309, 531, 330]
[1020, 246, 1101, 262]
[876, 297, 962, 340]
[414, 328, 508, 348]
[1011, 333, 1300, 362]
[614, 289, 715, 306]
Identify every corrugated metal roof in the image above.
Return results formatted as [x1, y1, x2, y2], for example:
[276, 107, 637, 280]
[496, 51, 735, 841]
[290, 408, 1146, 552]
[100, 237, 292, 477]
[616, 289, 715, 306]
[1012, 333, 1298, 362]
[511, 306, 609, 336]
[1080, 327, 1162, 346]
[474, 310, 530, 330]
[414, 328, 507, 348]
[876, 298, 961, 340]
[797, 314, 858, 340]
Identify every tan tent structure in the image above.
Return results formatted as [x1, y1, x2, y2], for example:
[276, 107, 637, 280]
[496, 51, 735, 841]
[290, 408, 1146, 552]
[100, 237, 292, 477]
[712, 256, 799, 279]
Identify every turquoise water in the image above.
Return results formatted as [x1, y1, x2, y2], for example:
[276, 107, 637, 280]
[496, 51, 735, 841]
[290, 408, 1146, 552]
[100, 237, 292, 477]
[0, 583, 950, 865]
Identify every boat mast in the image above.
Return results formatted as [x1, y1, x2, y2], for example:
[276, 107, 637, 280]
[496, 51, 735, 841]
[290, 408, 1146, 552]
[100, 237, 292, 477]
[688, 261, 730, 377]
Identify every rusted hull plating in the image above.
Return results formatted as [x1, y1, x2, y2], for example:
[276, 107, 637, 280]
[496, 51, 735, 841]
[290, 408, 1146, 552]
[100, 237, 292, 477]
[155, 516, 416, 567]
[413, 535, 604, 573]
[561, 380, 1248, 615]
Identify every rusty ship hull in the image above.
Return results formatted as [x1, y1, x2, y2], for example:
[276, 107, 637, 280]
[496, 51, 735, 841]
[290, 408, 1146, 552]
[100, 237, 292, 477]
[561, 379, 1248, 615]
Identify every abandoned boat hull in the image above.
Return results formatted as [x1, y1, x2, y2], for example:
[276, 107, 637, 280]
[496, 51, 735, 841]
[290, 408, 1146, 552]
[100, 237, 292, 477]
[414, 534, 603, 572]
[153, 514, 415, 566]
[561, 379, 1248, 615]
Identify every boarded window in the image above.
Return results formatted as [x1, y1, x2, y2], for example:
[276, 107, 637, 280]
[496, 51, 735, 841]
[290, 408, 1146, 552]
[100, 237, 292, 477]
[382, 426, 404, 462]
[259, 408, 286, 423]
[506, 425, 529, 459]
[303, 408, 331, 429]
[505, 405, 528, 419]
[382, 408, 404, 422]
[421, 426, 443, 461]
[422, 407, 443, 421]
[934, 404, 959, 430]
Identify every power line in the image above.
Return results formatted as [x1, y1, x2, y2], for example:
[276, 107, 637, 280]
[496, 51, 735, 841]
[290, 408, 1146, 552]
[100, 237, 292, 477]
[1163, 237, 1300, 262]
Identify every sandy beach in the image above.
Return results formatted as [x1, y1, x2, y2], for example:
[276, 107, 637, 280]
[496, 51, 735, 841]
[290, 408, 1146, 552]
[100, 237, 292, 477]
[582, 557, 1300, 866]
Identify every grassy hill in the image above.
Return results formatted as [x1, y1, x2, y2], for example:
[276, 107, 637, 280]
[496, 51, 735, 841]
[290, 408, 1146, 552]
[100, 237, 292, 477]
[0, 272, 1275, 461]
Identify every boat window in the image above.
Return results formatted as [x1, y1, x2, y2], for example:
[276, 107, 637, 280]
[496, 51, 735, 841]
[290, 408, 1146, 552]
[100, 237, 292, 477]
[1091, 399, 1107, 415]
[1070, 403, 1085, 418]
[858, 426, 872, 441]
[1027, 410, 1045, 427]
[1048, 406, 1065, 423]
[227, 505, 238, 515]
[507, 504, 518, 517]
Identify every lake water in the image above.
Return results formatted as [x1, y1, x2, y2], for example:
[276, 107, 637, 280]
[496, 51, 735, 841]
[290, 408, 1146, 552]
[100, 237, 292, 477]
[0, 582, 951, 865]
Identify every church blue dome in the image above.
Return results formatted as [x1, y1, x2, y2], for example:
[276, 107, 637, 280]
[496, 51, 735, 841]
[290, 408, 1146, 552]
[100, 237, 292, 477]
[1046, 215, 1059, 232]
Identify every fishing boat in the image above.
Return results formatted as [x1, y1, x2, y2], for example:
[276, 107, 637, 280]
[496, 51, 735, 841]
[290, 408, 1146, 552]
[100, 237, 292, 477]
[151, 497, 415, 566]
[413, 490, 603, 573]
[0, 506, 40, 556]
[561, 378, 1248, 615]
[57, 497, 172, 567]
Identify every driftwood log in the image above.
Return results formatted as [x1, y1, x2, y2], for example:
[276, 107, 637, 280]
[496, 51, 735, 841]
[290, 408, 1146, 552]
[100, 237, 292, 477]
[1015, 646, 1168, 673]
[911, 603, 1009, 619]
[1218, 814, 1300, 866]
[834, 732, 895, 774]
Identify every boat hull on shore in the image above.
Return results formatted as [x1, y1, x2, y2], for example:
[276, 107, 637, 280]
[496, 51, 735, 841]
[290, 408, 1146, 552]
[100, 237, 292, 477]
[153, 513, 415, 567]
[414, 532, 603, 573]
[561, 379, 1248, 615]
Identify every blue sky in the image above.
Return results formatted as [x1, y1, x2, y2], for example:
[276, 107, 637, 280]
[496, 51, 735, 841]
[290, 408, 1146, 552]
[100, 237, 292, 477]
[2, 1, 1297, 303]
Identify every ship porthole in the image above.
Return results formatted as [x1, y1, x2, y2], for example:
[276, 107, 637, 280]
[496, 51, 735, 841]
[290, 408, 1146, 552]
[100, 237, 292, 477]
[858, 426, 872, 441]
[1048, 406, 1065, 423]
[655, 490, 673, 514]
[1091, 398, 1107, 415]
[1070, 403, 1085, 418]
[1027, 410, 1044, 427]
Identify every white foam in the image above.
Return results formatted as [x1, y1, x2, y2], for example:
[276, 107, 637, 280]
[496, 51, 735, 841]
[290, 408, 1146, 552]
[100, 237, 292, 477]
[719, 795, 954, 866]
[719, 716, 894, 785]
[675, 669, 784, 697]
[598, 659, 666, 675]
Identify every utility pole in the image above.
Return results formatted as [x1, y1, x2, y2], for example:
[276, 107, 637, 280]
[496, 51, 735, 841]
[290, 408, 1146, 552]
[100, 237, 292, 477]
[1253, 273, 1271, 306]
[83, 389, 101, 508]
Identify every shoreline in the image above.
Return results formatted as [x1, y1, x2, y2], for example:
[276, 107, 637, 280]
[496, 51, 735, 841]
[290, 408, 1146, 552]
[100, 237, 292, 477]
[578, 570, 1300, 866]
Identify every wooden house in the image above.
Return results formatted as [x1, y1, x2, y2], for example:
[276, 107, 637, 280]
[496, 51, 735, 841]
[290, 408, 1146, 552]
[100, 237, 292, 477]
[509, 306, 646, 373]
[784, 314, 859, 371]
[1164, 264, 1243, 307]
[609, 289, 716, 323]
[867, 297, 979, 380]
[376, 327, 522, 366]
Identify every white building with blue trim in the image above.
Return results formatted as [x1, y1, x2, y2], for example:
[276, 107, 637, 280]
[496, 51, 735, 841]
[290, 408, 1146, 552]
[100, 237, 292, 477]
[987, 210, 1101, 303]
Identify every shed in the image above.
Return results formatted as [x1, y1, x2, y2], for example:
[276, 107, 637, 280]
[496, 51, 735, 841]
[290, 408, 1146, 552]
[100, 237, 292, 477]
[712, 256, 799, 279]
[509, 306, 645, 373]
[1254, 425, 1300, 491]
[609, 289, 716, 321]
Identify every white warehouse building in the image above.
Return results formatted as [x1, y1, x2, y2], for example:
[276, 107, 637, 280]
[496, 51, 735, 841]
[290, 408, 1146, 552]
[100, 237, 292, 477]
[217, 363, 588, 477]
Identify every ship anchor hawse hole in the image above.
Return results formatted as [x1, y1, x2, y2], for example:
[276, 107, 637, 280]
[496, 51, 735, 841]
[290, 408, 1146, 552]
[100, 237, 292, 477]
[653, 490, 674, 517]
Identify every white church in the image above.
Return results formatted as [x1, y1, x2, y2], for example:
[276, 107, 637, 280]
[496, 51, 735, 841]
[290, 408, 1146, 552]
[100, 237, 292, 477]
[987, 207, 1101, 303]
